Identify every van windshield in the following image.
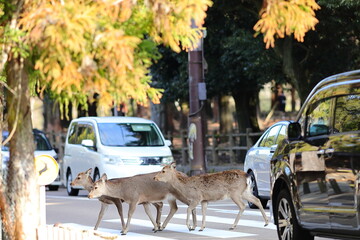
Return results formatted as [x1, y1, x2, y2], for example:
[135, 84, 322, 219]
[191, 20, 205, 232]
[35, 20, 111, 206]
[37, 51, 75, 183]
[98, 123, 165, 147]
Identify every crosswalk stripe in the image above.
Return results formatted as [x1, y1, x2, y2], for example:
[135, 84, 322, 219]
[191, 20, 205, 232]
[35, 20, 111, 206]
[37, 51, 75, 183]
[206, 207, 271, 217]
[61, 223, 177, 240]
[104, 219, 256, 238]
[171, 214, 277, 230]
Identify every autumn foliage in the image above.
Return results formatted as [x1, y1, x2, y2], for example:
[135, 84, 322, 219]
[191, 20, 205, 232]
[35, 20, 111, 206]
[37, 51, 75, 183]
[254, 0, 320, 48]
[18, 0, 212, 116]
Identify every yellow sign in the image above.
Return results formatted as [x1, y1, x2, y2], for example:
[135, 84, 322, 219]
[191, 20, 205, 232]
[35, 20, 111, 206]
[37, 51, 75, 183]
[35, 155, 59, 186]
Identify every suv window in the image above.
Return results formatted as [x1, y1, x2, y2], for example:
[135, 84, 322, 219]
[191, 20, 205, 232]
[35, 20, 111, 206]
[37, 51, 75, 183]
[334, 94, 360, 133]
[306, 98, 332, 137]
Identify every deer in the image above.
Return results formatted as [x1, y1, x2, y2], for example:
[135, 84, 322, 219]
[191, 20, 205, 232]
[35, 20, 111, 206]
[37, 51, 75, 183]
[71, 169, 163, 233]
[153, 163, 269, 231]
[88, 171, 196, 235]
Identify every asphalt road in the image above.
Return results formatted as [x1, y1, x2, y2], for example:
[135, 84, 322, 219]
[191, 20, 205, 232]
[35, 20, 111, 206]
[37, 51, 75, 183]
[46, 187, 333, 240]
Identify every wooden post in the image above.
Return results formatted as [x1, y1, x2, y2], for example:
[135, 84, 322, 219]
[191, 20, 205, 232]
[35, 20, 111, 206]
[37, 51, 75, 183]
[246, 128, 252, 150]
[181, 130, 188, 165]
[229, 132, 235, 164]
[211, 131, 218, 165]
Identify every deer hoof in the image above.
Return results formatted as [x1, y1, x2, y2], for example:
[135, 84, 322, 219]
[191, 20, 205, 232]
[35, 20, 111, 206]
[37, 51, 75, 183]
[229, 227, 235, 230]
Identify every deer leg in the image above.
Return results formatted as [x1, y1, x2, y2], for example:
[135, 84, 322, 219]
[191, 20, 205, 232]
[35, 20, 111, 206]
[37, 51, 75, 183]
[152, 202, 163, 230]
[143, 203, 159, 232]
[113, 199, 125, 232]
[192, 208, 197, 230]
[199, 201, 208, 231]
[243, 191, 269, 226]
[229, 195, 246, 230]
[122, 202, 137, 235]
[94, 202, 108, 230]
[187, 203, 198, 231]
[161, 198, 178, 230]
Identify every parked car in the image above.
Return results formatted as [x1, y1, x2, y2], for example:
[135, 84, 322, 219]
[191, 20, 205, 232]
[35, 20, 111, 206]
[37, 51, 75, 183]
[1, 129, 61, 191]
[63, 116, 174, 196]
[270, 70, 360, 240]
[244, 121, 291, 208]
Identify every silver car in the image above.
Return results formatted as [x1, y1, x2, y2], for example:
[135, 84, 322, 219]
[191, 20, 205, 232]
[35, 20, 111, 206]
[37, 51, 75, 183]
[244, 121, 290, 208]
[1, 129, 60, 190]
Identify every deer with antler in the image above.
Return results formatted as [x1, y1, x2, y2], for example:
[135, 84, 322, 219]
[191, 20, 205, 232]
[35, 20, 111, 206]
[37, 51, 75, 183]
[154, 163, 269, 231]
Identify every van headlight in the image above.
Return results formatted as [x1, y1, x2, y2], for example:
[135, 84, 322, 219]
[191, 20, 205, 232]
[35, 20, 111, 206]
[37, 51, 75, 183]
[103, 155, 123, 165]
[161, 156, 174, 165]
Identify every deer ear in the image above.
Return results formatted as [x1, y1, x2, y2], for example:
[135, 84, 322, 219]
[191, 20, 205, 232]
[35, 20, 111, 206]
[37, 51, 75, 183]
[85, 168, 92, 176]
[100, 173, 108, 182]
[170, 162, 176, 169]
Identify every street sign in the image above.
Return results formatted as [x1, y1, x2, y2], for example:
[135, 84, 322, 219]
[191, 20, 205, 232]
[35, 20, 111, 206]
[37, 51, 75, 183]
[35, 155, 59, 186]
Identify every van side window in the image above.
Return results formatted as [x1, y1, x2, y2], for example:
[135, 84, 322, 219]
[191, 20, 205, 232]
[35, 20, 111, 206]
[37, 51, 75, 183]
[77, 124, 96, 144]
[334, 94, 360, 133]
[306, 98, 332, 137]
[68, 123, 78, 144]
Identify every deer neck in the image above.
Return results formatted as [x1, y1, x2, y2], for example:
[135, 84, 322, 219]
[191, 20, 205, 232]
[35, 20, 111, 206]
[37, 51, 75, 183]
[167, 173, 192, 203]
[103, 180, 124, 199]
[83, 177, 94, 192]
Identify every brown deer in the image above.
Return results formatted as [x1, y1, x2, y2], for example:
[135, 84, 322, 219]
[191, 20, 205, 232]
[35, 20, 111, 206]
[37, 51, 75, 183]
[88, 171, 193, 235]
[154, 163, 269, 231]
[71, 169, 163, 232]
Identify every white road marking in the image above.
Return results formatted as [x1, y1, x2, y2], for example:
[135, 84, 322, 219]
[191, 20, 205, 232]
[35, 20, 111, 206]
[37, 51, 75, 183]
[61, 223, 176, 240]
[104, 219, 256, 238]
[171, 214, 276, 230]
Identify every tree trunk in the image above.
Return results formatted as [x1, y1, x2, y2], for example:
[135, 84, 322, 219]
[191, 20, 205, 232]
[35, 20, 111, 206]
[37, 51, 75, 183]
[5, 56, 39, 240]
[232, 90, 260, 133]
[274, 37, 315, 103]
[219, 95, 233, 134]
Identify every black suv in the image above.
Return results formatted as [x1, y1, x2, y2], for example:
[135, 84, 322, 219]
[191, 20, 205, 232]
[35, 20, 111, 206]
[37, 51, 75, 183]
[271, 70, 360, 240]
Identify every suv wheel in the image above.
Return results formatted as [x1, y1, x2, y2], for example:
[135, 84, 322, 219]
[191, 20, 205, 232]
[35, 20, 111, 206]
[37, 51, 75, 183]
[275, 189, 313, 240]
[248, 172, 268, 209]
[66, 170, 79, 196]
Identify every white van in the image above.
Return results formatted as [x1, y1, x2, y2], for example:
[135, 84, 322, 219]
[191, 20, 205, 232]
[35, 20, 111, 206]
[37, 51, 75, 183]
[63, 116, 174, 196]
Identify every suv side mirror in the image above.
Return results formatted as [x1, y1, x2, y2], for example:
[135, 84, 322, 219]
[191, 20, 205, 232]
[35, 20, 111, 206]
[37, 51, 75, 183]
[288, 122, 302, 141]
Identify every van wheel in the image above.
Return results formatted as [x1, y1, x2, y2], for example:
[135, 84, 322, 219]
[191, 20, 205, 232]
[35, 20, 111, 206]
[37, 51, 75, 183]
[66, 171, 79, 196]
[248, 172, 268, 209]
[48, 185, 59, 191]
[275, 189, 313, 240]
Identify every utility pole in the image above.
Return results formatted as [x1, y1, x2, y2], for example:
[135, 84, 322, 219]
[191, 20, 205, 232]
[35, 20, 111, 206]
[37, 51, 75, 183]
[188, 22, 207, 176]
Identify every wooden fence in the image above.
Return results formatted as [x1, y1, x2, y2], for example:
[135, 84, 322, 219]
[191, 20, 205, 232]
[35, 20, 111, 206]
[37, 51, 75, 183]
[166, 128, 263, 165]
[46, 128, 263, 166]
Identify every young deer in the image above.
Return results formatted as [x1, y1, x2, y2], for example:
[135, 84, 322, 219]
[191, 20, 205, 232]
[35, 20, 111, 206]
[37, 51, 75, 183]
[71, 169, 125, 231]
[71, 169, 163, 232]
[154, 163, 269, 231]
[88, 171, 181, 235]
